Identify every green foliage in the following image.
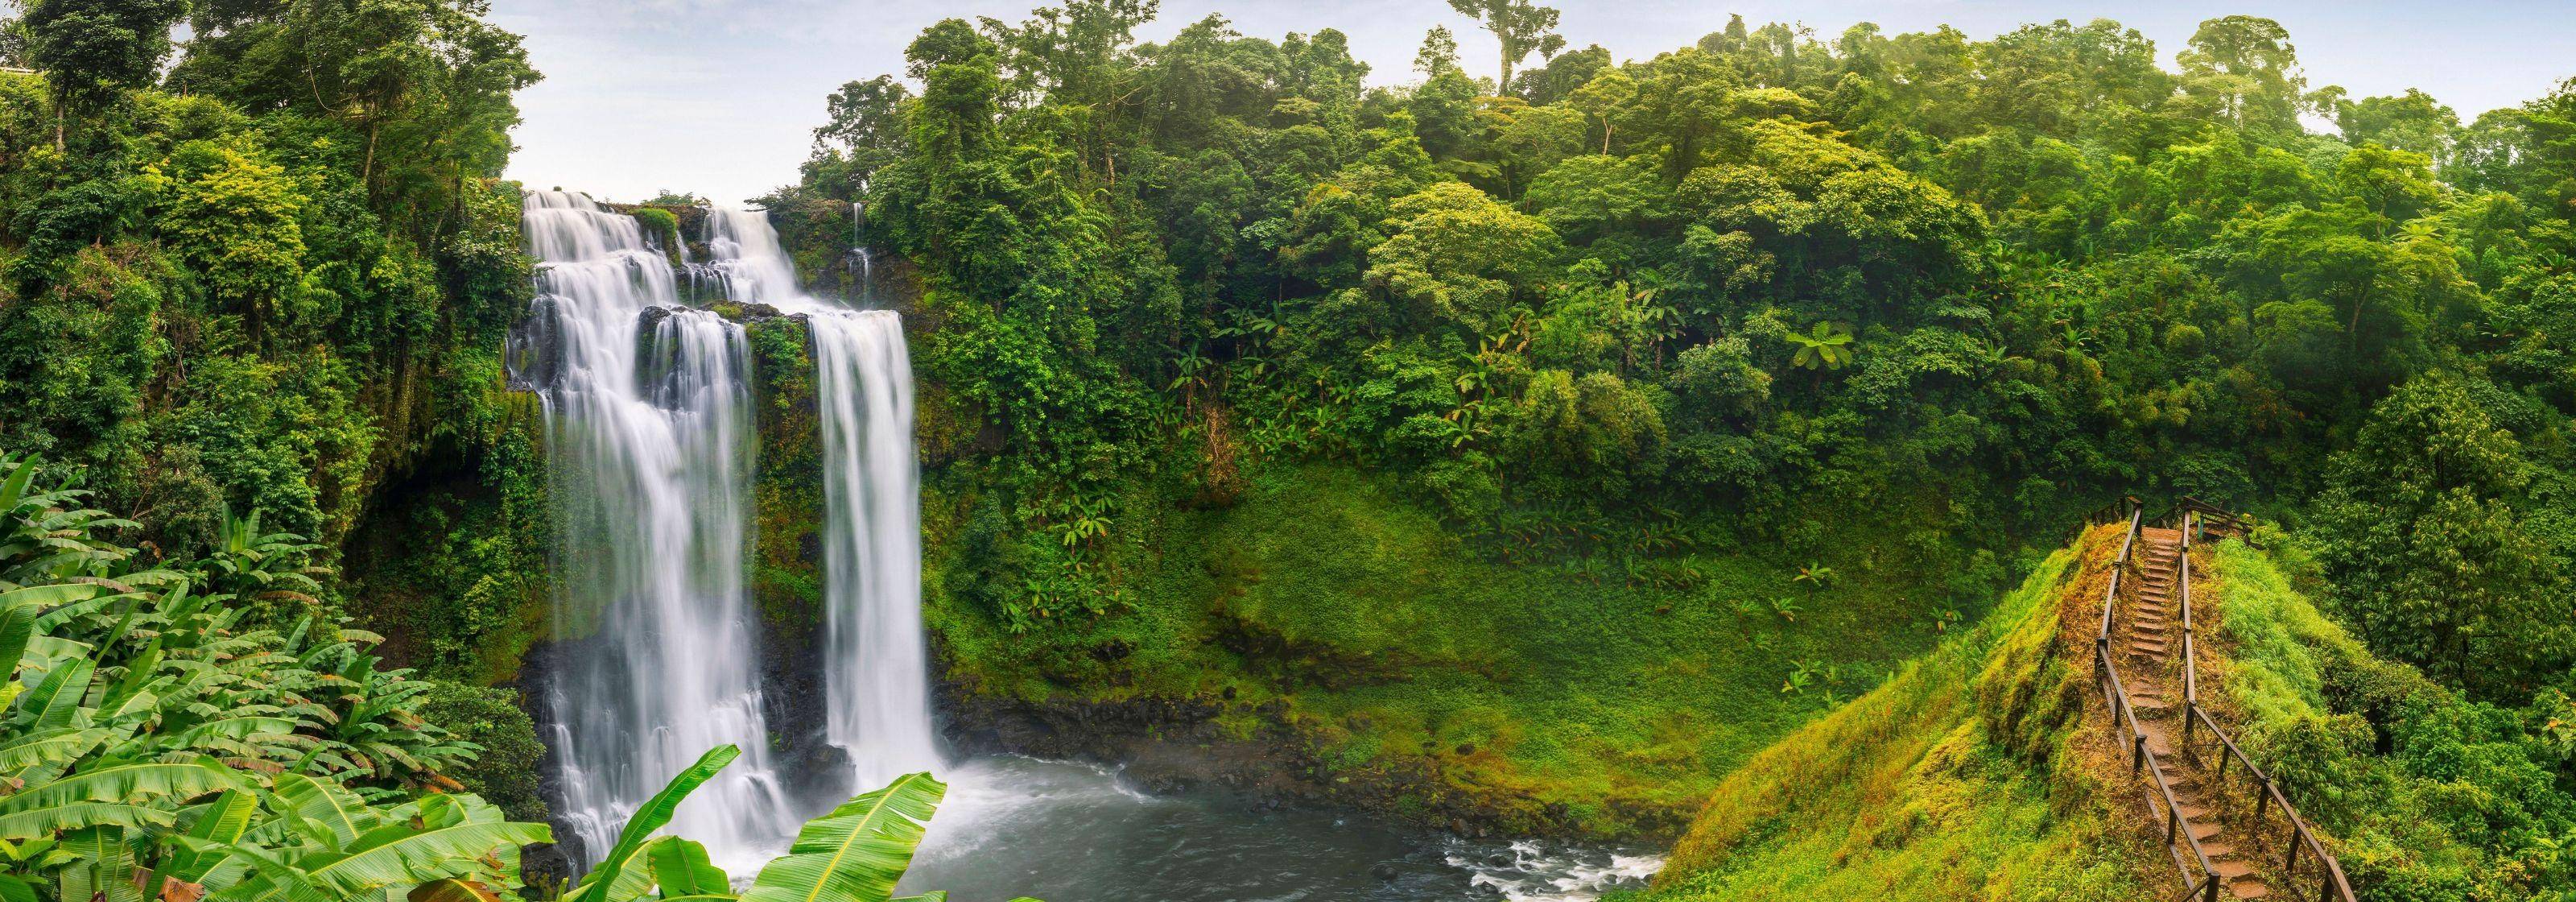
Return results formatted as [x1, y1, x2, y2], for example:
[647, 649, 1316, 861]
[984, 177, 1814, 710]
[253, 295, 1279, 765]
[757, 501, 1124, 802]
[2211, 541, 2576, 901]
[416, 683, 547, 821]
[0, 454, 544, 902]
[2309, 372, 2575, 698]
[1782, 323, 1854, 371]
[0, 0, 542, 583]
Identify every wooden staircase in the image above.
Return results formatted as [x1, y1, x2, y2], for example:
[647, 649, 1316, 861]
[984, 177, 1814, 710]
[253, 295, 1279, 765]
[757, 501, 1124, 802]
[2116, 528, 2273, 900]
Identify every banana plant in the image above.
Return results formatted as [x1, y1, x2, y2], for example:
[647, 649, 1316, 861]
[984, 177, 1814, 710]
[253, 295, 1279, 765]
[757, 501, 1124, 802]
[0, 594, 543, 902]
[559, 744, 1038, 902]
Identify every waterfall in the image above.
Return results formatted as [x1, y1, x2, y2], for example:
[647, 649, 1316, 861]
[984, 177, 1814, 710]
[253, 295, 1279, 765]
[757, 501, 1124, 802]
[849, 201, 874, 300]
[806, 313, 938, 785]
[701, 207, 943, 788]
[518, 191, 795, 871]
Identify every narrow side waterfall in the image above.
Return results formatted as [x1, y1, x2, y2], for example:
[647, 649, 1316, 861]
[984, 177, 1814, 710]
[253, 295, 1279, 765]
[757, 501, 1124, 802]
[806, 313, 939, 785]
[518, 191, 794, 870]
[701, 207, 943, 787]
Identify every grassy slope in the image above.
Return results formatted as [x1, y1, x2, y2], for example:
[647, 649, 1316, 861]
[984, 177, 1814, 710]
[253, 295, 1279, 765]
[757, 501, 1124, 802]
[925, 462, 1984, 837]
[1633, 525, 2157, 901]
[2202, 541, 2567, 898]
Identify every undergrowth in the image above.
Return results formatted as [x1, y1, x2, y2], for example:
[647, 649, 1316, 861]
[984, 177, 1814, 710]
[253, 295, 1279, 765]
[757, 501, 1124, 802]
[924, 461, 1999, 838]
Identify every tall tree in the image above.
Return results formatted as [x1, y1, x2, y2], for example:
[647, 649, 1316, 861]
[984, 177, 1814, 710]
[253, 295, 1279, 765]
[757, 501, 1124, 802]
[2177, 15, 2306, 133]
[19, 0, 186, 144]
[1445, 0, 1563, 94]
[171, 0, 538, 224]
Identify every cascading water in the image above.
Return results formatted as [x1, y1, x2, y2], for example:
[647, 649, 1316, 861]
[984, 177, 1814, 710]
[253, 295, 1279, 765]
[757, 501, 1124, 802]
[518, 191, 795, 871]
[701, 207, 943, 786]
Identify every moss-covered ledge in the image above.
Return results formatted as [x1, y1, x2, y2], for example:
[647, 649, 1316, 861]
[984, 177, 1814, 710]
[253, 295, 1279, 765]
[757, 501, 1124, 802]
[745, 315, 826, 642]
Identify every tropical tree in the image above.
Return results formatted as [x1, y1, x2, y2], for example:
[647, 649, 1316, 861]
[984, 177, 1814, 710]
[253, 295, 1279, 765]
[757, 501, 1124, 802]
[2308, 373, 2574, 698]
[1445, 0, 1565, 94]
[18, 0, 188, 139]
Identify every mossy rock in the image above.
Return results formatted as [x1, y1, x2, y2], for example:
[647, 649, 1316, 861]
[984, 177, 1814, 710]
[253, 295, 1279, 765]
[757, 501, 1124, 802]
[745, 317, 827, 640]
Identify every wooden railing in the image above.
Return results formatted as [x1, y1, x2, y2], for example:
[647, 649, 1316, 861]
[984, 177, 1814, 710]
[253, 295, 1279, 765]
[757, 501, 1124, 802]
[2091, 506, 2225, 901]
[2161, 509, 2359, 902]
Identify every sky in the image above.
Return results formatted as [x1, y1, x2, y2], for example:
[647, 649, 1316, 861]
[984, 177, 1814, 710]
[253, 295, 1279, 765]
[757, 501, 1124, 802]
[491, 0, 2576, 205]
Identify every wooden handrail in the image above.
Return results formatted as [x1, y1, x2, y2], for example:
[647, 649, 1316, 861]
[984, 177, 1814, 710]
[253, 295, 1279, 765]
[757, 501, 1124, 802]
[2091, 505, 2222, 899]
[2169, 875, 2221, 902]
[2157, 507, 2359, 902]
[2099, 506, 2143, 643]
[2099, 642, 2223, 898]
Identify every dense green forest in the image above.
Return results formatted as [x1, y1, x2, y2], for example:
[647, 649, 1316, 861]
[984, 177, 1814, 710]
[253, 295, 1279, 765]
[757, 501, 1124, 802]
[771, 5, 2576, 705]
[0, 0, 2574, 898]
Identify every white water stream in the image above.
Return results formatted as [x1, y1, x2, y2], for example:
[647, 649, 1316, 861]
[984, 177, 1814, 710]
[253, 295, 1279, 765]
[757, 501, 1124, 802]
[519, 191, 795, 872]
[701, 208, 943, 788]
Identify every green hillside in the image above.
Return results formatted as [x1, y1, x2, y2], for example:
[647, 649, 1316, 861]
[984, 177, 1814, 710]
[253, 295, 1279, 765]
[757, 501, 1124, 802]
[1634, 525, 2152, 900]
[1640, 526, 2576, 900]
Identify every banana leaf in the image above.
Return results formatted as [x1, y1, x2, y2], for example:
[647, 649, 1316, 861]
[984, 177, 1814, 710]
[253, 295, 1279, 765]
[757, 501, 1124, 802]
[741, 772, 944, 902]
[564, 744, 741, 902]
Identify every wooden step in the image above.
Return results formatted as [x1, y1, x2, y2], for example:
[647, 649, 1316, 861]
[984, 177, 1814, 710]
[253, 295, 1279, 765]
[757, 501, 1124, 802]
[2228, 882, 2272, 900]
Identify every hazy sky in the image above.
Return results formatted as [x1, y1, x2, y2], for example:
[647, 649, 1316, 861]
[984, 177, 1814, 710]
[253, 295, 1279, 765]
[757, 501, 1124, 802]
[492, 0, 2576, 204]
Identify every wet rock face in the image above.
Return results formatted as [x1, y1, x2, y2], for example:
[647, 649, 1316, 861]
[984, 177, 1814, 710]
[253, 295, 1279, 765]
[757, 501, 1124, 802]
[506, 297, 560, 391]
[510, 644, 585, 880]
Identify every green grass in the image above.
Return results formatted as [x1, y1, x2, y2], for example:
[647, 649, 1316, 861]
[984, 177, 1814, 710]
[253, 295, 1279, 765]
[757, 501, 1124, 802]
[1633, 527, 2155, 901]
[2206, 540, 2356, 726]
[925, 461, 1997, 838]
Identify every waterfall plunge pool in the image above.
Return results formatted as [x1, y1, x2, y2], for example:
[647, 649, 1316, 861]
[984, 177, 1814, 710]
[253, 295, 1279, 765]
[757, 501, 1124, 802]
[893, 755, 1662, 902]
